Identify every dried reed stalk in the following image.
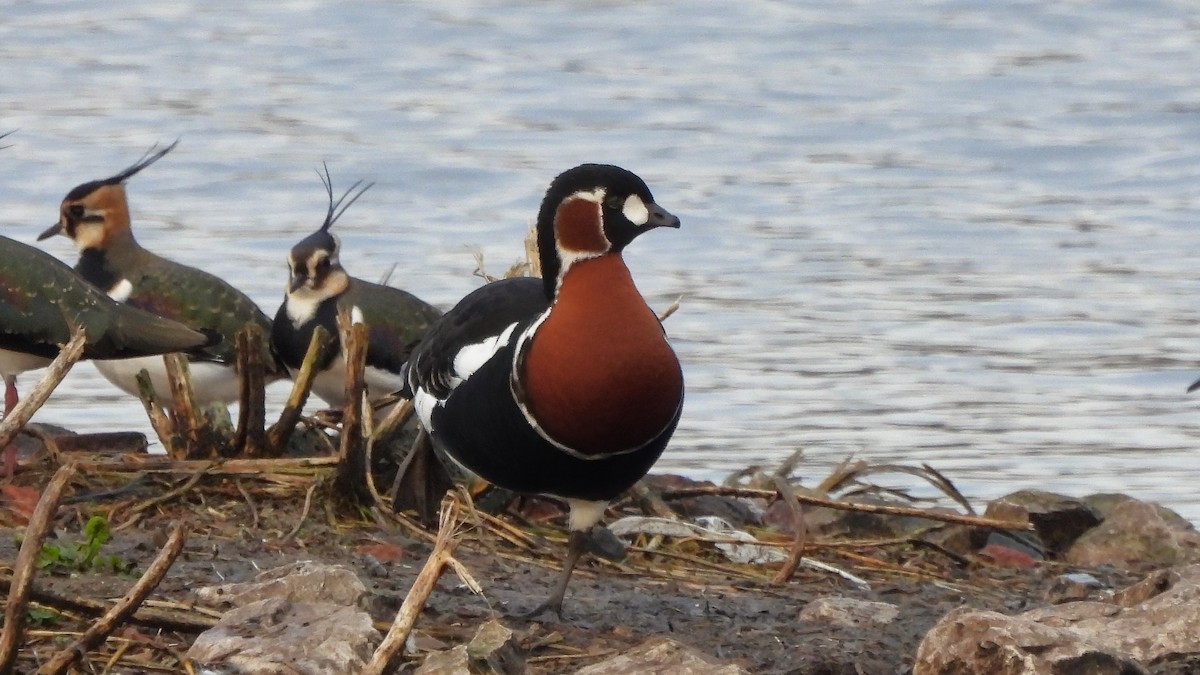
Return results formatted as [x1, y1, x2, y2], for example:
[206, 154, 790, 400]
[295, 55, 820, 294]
[660, 486, 1034, 531]
[0, 329, 86, 453]
[364, 498, 476, 675]
[233, 325, 267, 457]
[0, 464, 76, 674]
[37, 522, 188, 674]
[265, 326, 330, 455]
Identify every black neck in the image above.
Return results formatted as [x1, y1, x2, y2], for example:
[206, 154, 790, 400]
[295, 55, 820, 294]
[77, 248, 119, 292]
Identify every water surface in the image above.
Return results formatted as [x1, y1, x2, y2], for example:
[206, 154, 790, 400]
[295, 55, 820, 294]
[3, 1, 1200, 519]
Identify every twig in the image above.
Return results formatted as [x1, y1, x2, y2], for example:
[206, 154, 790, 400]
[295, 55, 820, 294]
[232, 325, 267, 457]
[135, 370, 175, 454]
[657, 296, 681, 322]
[364, 498, 470, 675]
[0, 463, 76, 674]
[632, 482, 677, 521]
[235, 479, 260, 529]
[118, 465, 210, 522]
[281, 481, 318, 543]
[70, 456, 338, 475]
[370, 398, 413, 448]
[164, 354, 203, 457]
[266, 327, 330, 456]
[771, 476, 808, 584]
[659, 486, 1034, 531]
[37, 522, 188, 674]
[0, 330, 86, 453]
[16, 426, 65, 469]
[818, 460, 977, 515]
[334, 312, 372, 507]
[0, 575, 216, 632]
[523, 221, 540, 278]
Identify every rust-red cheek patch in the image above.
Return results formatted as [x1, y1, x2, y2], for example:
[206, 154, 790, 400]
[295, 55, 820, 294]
[554, 197, 609, 255]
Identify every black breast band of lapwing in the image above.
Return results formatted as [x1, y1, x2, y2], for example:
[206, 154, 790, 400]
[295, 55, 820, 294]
[37, 140, 283, 405]
[397, 163, 684, 617]
[270, 166, 441, 407]
[0, 233, 216, 475]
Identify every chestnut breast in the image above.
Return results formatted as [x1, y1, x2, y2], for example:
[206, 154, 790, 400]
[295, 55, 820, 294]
[521, 254, 683, 456]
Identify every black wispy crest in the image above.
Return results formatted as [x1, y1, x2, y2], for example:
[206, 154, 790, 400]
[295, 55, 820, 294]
[104, 139, 180, 186]
[317, 163, 374, 233]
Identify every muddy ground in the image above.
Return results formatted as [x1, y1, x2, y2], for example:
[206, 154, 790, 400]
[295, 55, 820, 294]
[0, 446, 1165, 675]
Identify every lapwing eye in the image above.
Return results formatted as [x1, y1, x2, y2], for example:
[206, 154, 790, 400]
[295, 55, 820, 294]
[68, 204, 85, 218]
[315, 257, 331, 272]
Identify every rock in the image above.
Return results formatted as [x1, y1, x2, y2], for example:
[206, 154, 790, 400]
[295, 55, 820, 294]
[1082, 493, 1195, 529]
[978, 531, 1043, 569]
[187, 597, 380, 675]
[188, 562, 379, 674]
[466, 619, 525, 674]
[1110, 569, 1177, 607]
[573, 637, 748, 675]
[915, 564, 1200, 674]
[1044, 572, 1105, 604]
[983, 490, 1100, 555]
[798, 596, 899, 627]
[914, 606, 1147, 675]
[415, 646, 470, 675]
[1064, 499, 1200, 567]
[194, 561, 368, 608]
[919, 524, 975, 557]
[1081, 493, 1140, 519]
[416, 620, 525, 674]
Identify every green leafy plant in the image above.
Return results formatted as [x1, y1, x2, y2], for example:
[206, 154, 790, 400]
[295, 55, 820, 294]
[26, 606, 62, 626]
[36, 515, 135, 575]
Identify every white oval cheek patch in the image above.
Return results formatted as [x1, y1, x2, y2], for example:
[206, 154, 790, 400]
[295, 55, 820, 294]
[623, 194, 649, 226]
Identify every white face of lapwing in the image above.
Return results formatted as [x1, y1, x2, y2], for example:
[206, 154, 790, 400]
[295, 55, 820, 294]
[284, 234, 348, 325]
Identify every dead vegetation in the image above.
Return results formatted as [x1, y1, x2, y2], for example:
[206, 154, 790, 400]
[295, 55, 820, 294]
[0, 240, 1045, 673]
[0, 347, 1039, 673]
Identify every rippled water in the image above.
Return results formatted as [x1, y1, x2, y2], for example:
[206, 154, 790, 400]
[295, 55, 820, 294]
[3, 1, 1200, 519]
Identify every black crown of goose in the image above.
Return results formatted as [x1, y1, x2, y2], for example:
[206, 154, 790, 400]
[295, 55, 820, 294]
[397, 163, 682, 617]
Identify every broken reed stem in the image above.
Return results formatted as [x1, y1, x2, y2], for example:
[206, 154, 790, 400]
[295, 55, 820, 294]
[0, 463, 76, 674]
[0, 329, 86, 452]
[265, 327, 331, 456]
[364, 398, 414, 508]
[233, 325, 267, 457]
[281, 481, 318, 544]
[364, 499, 465, 675]
[135, 369, 175, 454]
[524, 222, 541, 278]
[164, 353, 203, 456]
[117, 465, 210, 523]
[660, 486, 1035, 532]
[69, 455, 338, 475]
[37, 522, 188, 675]
[335, 310, 373, 507]
[371, 397, 413, 447]
[771, 476, 808, 584]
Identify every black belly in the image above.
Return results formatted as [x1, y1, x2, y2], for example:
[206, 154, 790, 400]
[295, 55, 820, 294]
[430, 345, 679, 502]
